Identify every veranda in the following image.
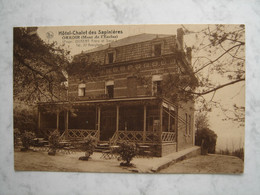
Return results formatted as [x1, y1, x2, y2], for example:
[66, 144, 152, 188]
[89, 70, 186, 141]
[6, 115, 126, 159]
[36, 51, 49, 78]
[38, 97, 178, 155]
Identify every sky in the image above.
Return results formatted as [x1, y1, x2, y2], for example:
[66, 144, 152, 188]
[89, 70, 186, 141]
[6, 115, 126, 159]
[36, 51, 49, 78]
[37, 24, 245, 151]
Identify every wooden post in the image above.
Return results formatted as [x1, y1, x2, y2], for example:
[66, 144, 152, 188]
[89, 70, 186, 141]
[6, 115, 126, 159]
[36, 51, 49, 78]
[65, 110, 69, 139]
[116, 105, 119, 140]
[56, 111, 59, 130]
[116, 105, 119, 132]
[168, 104, 171, 132]
[38, 109, 41, 130]
[143, 105, 147, 142]
[176, 106, 179, 152]
[159, 102, 163, 143]
[97, 106, 101, 141]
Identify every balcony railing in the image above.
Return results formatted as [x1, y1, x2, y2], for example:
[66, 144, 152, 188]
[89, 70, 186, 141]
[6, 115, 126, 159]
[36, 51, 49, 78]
[161, 132, 176, 142]
[65, 129, 99, 140]
[110, 130, 175, 144]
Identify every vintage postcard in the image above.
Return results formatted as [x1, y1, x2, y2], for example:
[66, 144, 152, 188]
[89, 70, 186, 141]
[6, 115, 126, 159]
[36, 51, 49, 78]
[13, 24, 245, 173]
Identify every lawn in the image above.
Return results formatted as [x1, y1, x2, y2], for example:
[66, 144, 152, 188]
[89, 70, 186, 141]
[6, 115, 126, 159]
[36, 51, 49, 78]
[14, 149, 131, 173]
[159, 154, 244, 174]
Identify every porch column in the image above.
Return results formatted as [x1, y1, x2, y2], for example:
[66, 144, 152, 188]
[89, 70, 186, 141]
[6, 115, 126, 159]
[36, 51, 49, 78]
[97, 106, 101, 141]
[65, 110, 69, 138]
[168, 104, 170, 132]
[176, 106, 179, 152]
[143, 105, 147, 142]
[159, 102, 163, 143]
[38, 109, 41, 130]
[56, 111, 59, 130]
[116, 105, 119, 132]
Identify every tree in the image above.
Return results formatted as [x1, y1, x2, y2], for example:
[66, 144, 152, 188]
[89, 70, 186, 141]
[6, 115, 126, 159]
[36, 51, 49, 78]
[13, 27, 71, 134]
[162, 25, 245, 125]
[195, 112, 210, 130]
[13, 27, 70, 103]
[195, 128, 217, 154]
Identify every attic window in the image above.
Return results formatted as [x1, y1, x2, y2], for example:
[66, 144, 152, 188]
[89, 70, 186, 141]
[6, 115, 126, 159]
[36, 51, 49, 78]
[107, 52, 115, 64]
[154, 44, 162, 56]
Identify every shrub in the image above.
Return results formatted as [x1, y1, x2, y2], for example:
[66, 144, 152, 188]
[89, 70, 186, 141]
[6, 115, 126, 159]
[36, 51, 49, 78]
[13, 102, 37, 133]
[14, 128, 21, 146]
[79, 136, 98, 160]
[232, 147, 244, 161]
[195, 128, 217, 154]
[48, 130, 61, 155]
[117, 142, 137, 166]
[219, 147, 244, 161]
[20, 131, 36, 150]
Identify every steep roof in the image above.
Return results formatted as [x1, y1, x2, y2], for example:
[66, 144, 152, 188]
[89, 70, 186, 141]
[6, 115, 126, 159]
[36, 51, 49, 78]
[84, 33, 173, 53]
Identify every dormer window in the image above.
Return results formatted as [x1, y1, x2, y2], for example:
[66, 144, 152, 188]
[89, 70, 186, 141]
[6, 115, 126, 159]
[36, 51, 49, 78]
[108, 52, 114, 63]
[154, 44, 162, 56]
[106, 51, 116, 64]
[78, 83, 86, 97]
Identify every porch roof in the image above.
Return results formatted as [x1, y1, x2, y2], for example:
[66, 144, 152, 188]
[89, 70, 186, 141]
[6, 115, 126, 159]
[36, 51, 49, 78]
[38, 96, 177, 108]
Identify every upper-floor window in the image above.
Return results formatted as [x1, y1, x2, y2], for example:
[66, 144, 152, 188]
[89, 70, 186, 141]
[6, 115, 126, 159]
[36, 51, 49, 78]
[78, 83, 86, 97]
[154, 44, 162, 56]
[108, 52, 114, 63]
[105, 80, 114, 98]
[152, 75, 162, 96]
[106, 51, 116, 64]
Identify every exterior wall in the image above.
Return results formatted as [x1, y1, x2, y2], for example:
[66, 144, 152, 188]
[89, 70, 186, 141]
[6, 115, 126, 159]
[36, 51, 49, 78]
[63, 33, 196, 155]
[161, 143, 177, 156]
[68, 57, 180, 101]
[177, 100, 195, 151]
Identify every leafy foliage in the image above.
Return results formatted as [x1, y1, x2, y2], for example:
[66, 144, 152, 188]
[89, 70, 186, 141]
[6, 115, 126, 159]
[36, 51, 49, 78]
[195, 128, 217, 154]
[183, 24, 245, 124]
[13, 128, 21, 146]
[13, 101, 37, 133]
[13, 27, 69, 102]
[195, 112, 209, 130]
[68, 56, 102, 81]
[79, 136, 98, 159]
[21, 131, 36, 150]
[48, 130, 61, 151]
[117, 142, 137, 166]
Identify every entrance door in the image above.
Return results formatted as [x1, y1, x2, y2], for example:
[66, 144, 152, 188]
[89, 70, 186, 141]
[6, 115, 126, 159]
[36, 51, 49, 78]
[100, 108, 116, 141]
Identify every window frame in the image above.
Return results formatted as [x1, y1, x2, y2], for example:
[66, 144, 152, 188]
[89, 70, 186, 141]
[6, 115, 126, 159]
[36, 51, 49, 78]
[78, 83, 86, 97]
[105, 80, 114, 98]
[152, 75, 163, 96]
[154, 43, 162, 56]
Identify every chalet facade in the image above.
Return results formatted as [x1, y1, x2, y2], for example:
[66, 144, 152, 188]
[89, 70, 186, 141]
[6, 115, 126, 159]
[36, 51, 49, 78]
[38, 28, 197, 156]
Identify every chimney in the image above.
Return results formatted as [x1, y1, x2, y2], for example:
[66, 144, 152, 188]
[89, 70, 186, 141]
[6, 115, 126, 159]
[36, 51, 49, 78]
[177, 28, 184, 50]
[186, 47, 192, 63]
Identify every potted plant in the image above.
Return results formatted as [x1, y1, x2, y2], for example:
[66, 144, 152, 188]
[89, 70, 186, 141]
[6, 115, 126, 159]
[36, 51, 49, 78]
[117, 142, 137, 167]
[79, 136, 97, 161]
[48, 130, 60, 155]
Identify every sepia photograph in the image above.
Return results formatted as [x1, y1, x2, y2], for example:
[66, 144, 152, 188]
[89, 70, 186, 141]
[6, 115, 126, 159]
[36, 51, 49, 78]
[13, 24, 245, 174]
